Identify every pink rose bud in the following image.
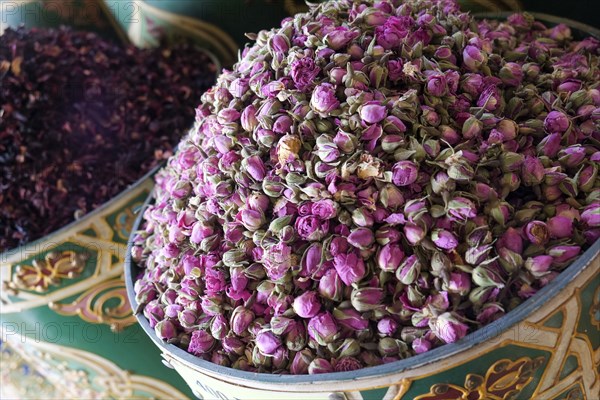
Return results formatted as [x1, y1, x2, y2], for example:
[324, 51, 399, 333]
[460, 73, 484, 97]
[256, 330, 282, 355]
[445, 272, 472, 295]
[333, 307, 369, 330]
[558, 146, 586, 168]
[241, 105, 258, 132]
[293, 291, 322, 318]
[462, 115, 483, 139]
[376, 243, 405, 272]
[547, 216, 574, 238]
[521, 156, 545, 186]
[377, 317, 399, 336]
[582, 203, 600, 228]
[578, 164, 598, 192]
[430, 312, 469, 344]
[548, 245, 581, 264]
[525, 221, 550, 245]
[311, 83, 340, 115]
[537, 132, 562, 158]
[324, 26, 359, 50]
[347, 227, 375, 250]
[307, 312, 339, 346]
[477, 85, 501, 111]
[426, 73, 447, 97]
[379, 184, 405, 209]
[334, 357, 363, 372]
[499, 62, 523, 87]
[239, 209, 265, 231]
[404, 223, 427, 246]
[210, 314, 229, 340]
[351, 287, 384, 312]
[188, 330, 215, 355]
[447, 196, 477, 222]
[308, 358, 334, 374]
[392, 160, 419, 186]
[395, 254, 422, 285]
[178, 309, 198, 329]
[412, 337, 432, 354]
[144, 301, 164, 328]
[360, 101, 388, 124]
[524, 255, 554, 278]
[291, 57, 320, 92]
[231, 306, 254, 335]
[544, 111, 570, 133]
[431, 229, 459, 250]
[312, 199, 338, 220]
[465, 244, 493, 265]
[463, 45, 486, 71]
[291, 349, 314, 375]
[319, 268, 344, 301]
[247, 192, 270, 213]
[295, 215, 330, 241]
[333, 251, 366, 286]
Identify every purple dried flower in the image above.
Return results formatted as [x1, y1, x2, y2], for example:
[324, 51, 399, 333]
[582, 204, 600, 228]
[430, 312, 468, 344]
[360, 102, 388, 124]
[544, 111, 570, 133]
[377, 318, 399, 336]
[307, 312, 339, 346]
[463, 45, 486, 71]
[392, 161, 419, 186]
[431, 229, 459, 251]
[256, 331, 282, 355]
[333, 251, 366, 286]
[525, 221, 550, 246]
[188, 330, 215, 355]
[293, 291, 322, 318]
[333, 307, 369, 330]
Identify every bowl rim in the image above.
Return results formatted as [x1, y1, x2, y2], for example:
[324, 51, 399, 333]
[125, 12, 600, 386]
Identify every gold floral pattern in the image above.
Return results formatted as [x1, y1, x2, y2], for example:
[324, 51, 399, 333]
[49, 276, 137, 332]
[8, 251, 89, 292]
[413, 356, 546, 400]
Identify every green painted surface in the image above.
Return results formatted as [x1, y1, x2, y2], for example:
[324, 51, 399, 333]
[577, 270, 600, 350]
[400, 345, 550, 400]
[543, 311, 564, 329]
[105, 190, 148, 244]
[559, 355, 579, 380]
[80, 228, 98, 238]
[359, 387, 390, 400]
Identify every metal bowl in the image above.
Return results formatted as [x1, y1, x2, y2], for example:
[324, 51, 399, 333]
[124, 13, 600, 400]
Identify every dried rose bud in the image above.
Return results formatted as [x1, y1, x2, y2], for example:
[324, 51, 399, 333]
[582, 204, 600, 228]
[256, 330, 282, 355]
[293, 291, 322, 318]
[430, 312, 468, 344]
[521, 156, 545, 186]
[351, 287, 384, 312]
[291, 349, 314, 375]
[377, 317, 399, 336]
[431, 229, 459, 251]
[546, 216, 574, 239]
[210, 315, 229, 340]
[231, 306, 254, 335]
[360, 101, 388, 124]
[412, 337, 432, 354]
[333, 251, 366, 286]
[472, 265, 505, 288]
[311, 83, 340, 115]
[525, 221, 550, 246]
[347, 227, 375, 250]
[548, 245, 581, 265]
[426, 73, 448, 97]
[155, 319, 177, 341]
[188, 330, 215, 355]
[447, 196, 477, 222]
[376, 243, 405, 272]
[558, 146, 587, 169]
[308, 358, 334, 374]
[308, 312, 339, 346]
[285, 321, 307, 351]
[392, 160, 419, 186]
[544, 110, 570, 133]
[462, 115, 483, 139]
[379, 184, 405, 209]
[444, 272, 471, 295]
[404, 222, 427, 246]
[395, 255, 422, 285]
[499, 62, 523, 87]
[498, 247, 524, 274]
[378, 337, 408, 356]
[465, 244, 493, 265]
[537, 133, 562, 158]
[318, 268, 343, 301]
[463, 45, 486, 71]
[334, 357, 363, 372]
[333, 307, 369, 330]
[524, 255, 554, 278]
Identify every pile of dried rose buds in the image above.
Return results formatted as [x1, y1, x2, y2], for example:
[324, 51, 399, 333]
[132, 0, 600, 374]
